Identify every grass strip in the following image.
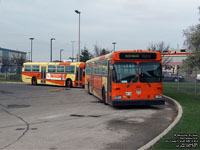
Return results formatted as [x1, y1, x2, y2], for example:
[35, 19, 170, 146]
[152, 88, 200, 149]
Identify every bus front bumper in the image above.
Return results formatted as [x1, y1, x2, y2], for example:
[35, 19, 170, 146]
[112, 99, 165, 106]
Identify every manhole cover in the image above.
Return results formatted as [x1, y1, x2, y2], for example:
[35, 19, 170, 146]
[70, 114, 85, 117]
[87, 115, 102, 118]
[125, 118, 144, 123]
[0, 90, 13, 94]
[16, 128, 37, 131]
[70, 114, 102, 118]
[7, 104, 30, 108]
[16, 128, 25, 130]
[31, 128, 38, 130]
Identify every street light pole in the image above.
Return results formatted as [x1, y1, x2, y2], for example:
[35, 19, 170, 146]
[50, 38, 55, 62]
[28, 52, 31, 62]
[29, 38, 34, 62]
[71, 41, 75, 62]
[75, 10, 81, 62]
[60, 49, 64, 62]
[112, 42, 117, 52]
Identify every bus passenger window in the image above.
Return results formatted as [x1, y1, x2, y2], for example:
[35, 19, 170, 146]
[57, 66, 64, 73]
[48, 65, 56, 73]
[25, 65, 31, 72]
[65, 66, 75, 74]
[32, 65, 39, 72]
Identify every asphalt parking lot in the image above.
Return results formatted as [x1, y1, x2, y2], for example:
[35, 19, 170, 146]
[0, 82, 176, 150]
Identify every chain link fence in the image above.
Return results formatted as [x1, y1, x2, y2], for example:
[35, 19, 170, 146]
[0, 65, 200, 94]
[0, 66, 22, 81]
[163, 79, 200, 94]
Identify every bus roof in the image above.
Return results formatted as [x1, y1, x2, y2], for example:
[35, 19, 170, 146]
[23, 62, 85, 67]
[86, 50, 161, 63]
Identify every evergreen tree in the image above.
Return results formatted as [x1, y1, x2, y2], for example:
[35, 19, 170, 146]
[80, 46, 93, 62]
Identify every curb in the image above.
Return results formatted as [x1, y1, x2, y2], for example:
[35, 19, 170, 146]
[138, 95, 183, 150]
[0, 81, 26, 84]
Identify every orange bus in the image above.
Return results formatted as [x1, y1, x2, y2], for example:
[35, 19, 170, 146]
[22, 62, 85, 87]
[85, 50, 164, 106]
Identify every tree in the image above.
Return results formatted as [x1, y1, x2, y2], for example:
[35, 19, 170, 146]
[93, 44, 111, 57]
[147, 41, 171, 65]
[80, 46, 93, 62]
[100, 48, 111, 55]
[2, 57, 12, 79]
[183, 7, 200, 70]
[12, 55, 26, 66]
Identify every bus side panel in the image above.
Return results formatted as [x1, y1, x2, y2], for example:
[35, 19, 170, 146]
[102, 76, 108, 101]
[84, 74, 90, 91]
[92, 75, 102, 99]
[66, 74, 76, 87]
[22, 72, 41, 84]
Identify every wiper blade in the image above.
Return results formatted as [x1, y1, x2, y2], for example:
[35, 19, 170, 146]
[127, 76, 136, 88]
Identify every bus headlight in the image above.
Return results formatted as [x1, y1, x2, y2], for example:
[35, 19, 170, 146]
[114, 96, 122, 100]
[155, 95, 162, 99]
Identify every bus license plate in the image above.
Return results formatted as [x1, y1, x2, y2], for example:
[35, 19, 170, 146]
[125, 92, 132, 96]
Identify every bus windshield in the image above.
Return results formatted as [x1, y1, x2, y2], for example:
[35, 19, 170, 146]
[139, 62, 162, 83]
[113, 62, 138, 83]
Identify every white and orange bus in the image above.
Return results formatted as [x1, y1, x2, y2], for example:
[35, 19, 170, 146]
[22, 62, 85, 87]
[85, 50, 164, 106]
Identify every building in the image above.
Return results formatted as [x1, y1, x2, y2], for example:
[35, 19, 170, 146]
[162, 49, 194, 75]
[0, 47, 27, 72]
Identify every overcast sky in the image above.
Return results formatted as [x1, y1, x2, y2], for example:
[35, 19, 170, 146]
[0, 0, 200, 62]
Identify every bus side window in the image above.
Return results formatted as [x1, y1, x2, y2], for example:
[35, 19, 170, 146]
[32, 65, 39, 72]
[48, 65, 56, 73]
[57, 66, 64, 73]
[66, 66, 75, 74]
[25, 65, 31, 72]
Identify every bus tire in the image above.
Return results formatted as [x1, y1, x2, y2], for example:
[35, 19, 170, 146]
[102, 88, 107, 105]
[66, 79, 72, 88]
[32, 77, 37, 85]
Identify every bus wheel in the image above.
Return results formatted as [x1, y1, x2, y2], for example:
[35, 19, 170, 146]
[102, 88, 107, 105]
[66, 79, 72, 88]
[32, 77, 37, 85]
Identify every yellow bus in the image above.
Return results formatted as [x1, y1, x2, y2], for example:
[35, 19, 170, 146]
[22, 62, 85, 87]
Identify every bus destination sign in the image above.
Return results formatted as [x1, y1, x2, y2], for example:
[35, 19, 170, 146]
[119, 53, 156, 60]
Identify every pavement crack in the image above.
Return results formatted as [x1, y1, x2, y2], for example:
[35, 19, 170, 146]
[0, 105, 30, 149]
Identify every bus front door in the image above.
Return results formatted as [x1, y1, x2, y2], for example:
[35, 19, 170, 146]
[41, 66, 46, 83]
[76, 67, 83, 87]
[107, 61, 112, 104]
